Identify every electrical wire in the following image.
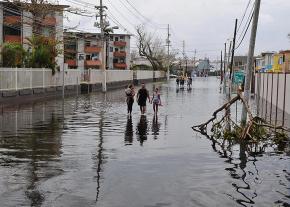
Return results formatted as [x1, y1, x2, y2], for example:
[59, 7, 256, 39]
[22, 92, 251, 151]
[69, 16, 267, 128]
[237, 0, 252, 33]
[235, 5, 255, 50]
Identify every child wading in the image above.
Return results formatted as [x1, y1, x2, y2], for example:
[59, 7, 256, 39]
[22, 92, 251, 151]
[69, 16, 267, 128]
[151, 88, 161, 115]
[125, 84, 135, 116]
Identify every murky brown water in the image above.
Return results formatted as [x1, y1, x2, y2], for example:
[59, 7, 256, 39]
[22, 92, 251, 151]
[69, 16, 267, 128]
[0, 78, 289, 207]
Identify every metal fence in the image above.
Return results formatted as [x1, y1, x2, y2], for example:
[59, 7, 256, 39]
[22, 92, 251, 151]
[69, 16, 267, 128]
[255, 73, 290, 127]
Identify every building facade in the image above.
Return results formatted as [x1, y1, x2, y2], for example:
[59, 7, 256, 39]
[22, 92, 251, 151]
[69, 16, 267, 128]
[0, 2, 67, 67]
[64, 31, 131, 71]
[255, 51, 290, 73]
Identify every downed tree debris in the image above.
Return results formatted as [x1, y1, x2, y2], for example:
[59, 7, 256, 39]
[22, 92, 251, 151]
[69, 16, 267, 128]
[192, 91, 290, 146]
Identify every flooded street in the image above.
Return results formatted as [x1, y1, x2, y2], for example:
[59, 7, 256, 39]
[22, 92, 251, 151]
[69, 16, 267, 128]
[0, 77, 289, 207]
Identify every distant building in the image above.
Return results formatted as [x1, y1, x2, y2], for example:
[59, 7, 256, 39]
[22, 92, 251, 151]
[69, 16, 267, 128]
[131, 56, 152, 70]
[0, 1, 68, 67]
[64, 31, 131, 70]
[196, 59, 210, 76]
[233, 56, 247, 71]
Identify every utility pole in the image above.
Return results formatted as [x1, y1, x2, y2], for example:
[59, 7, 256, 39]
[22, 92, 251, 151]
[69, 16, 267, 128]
[182, 40, 186, 76]
[229, 19, 238, 81]
[220, 50, 223, 84]
[223, 43, 227, 93]
[166, 24, 170, 80]
[96, 0, 107, 92]
[241, 0, 261, 124]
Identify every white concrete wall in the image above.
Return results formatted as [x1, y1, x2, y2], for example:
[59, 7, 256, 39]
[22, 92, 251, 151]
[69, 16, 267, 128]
[154, 71, 166, 79]
[0, 68, 166, 91]
[106, 70, 133, 82]
[136, 70, 154, 80]
[0, 68, 81, 91]
[89, 69, 103, 84]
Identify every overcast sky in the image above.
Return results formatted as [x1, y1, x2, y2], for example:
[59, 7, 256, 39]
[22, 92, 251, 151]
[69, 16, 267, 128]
[60, 0, 290, 60]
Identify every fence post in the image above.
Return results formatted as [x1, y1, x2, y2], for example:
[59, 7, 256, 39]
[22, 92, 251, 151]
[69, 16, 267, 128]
[282, 73, 287, 127]
[15, 67, 18, 91]
[42, 68, 45, 88]
[261, 73, 265, 117]
[30, 68, 32, 89]
[270, 73, 274, 123]
[275, 74, 279, 126]
[265, 73, 269, 120]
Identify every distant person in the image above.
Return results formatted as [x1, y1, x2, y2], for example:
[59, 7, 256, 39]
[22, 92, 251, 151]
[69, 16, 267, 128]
[180, 77, 185, 88]
[137, 83, 150, 115]
[187, 77, 192, 88]
[176, 77, 180, 87]
[151, 88, 162, 115]
[125, 84, 135, 116]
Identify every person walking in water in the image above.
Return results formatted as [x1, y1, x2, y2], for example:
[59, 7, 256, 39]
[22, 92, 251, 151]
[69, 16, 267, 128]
[125, 84, 135, 116]
[151, 88, 161, 116]
[137, 83, 150, 115]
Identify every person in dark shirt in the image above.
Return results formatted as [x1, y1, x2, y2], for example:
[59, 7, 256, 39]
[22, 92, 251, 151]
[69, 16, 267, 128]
[137, 83, 150, 115]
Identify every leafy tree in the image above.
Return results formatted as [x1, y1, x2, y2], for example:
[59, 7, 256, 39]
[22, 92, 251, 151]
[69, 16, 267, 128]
[26, 35, 62, 74]
[2, 43, 26, 67]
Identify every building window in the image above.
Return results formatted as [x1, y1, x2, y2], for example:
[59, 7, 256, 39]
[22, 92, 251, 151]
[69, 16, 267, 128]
[78, 54, 84, 60]
[278, 57, 283, 65]
[115, 37, 119, 41]
[85, 41, 91, 47]
[120, 35, 125, 40]
[113, 58, 118, 63]
[110, 36, 113, 41]
[114, 48, 119, 52]
[92, 53, 99, 60]
[110, 47, 113, 52]
[86, 55, 91, 60]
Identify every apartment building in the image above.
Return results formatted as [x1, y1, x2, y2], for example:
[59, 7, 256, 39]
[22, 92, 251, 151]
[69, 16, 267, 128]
[64, 31, 131, 70]
[0, 1, 68, 67]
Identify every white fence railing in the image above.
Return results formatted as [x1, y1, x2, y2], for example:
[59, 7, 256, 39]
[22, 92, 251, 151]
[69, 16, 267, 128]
[0, 68, 81, 91]
[0, 68, 166, 91]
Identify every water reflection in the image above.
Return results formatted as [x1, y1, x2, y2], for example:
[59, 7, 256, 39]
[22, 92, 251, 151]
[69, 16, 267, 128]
[0, 103, 65, 206]
[152, 115, 161, 140]
[203, 132, 290, 207]
[124, 116, 133, 145]
[136, 115, 148, 146]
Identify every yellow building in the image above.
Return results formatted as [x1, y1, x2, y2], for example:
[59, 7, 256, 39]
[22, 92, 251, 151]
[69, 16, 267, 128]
[272, 53, 283, 73]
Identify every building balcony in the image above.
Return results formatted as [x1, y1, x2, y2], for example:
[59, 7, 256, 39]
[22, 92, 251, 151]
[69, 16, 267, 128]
[4, 35, 21, 43]
[85, 46, 102, 53]
[113, 51, 126, 57]
[4, 16, 21, 25]
[43, 17, 56, 26]
[114, 41, 127, 47]
[85, 60, 102, 67]
[65, 48, 77, 53]
[114, 63, 127, 69]
[65, 59, 77, 67]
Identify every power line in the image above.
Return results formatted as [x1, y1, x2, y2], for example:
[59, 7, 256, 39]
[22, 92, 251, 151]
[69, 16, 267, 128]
[235, 5, 255, 50]
[237, 0, 252, 32]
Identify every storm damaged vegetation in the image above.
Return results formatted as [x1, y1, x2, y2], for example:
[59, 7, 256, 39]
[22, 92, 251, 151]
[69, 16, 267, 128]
[192, 91, 290, 153]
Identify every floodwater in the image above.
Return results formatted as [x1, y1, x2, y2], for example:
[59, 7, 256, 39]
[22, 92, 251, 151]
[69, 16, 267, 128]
[0, 78, 289, 207]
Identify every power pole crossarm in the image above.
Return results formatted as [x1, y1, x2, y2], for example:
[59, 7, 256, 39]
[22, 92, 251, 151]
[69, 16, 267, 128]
[241, 0, 261, 124]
